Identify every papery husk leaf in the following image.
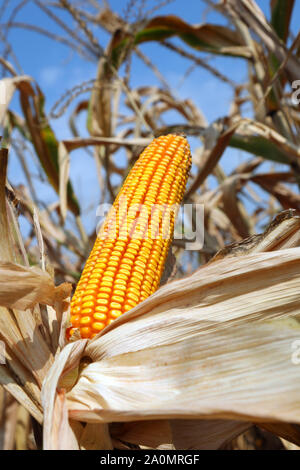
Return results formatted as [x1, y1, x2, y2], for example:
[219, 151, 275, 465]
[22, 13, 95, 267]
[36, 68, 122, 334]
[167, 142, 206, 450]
[0, 261, 71, 310]
[0, 254, 71, 422]
[44, 388, 79, 450]
[110, 420, 173, 450]
[169, 419, 251, 450]
[42, 341, 87, 449]
[111, 419, 250, 450]
[0, 366, 42, 424]
[0, 306, 53, 389]
[79, 423, 113, 450]
[0, 290, 55, 412]
[43, 247, 300, 451]
[67, 317, 300, 424]
[48, 300, 70, 353]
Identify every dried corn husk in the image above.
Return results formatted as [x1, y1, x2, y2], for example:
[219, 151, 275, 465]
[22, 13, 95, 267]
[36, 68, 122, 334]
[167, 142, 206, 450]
[42, 246, 300, 449]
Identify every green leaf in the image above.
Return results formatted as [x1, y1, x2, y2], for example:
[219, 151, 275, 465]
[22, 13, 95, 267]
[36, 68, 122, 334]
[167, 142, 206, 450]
[270, 0, 295, 43]
[133, 16, 251, 58]
[106, 15, 251, 63]
[17, 82, 80, 216]
[230, 134, 289, 164]
[267, 0, 295, 111]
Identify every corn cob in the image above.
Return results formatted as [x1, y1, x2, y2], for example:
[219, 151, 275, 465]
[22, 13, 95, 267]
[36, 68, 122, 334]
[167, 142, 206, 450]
[68, 134, 191, 339]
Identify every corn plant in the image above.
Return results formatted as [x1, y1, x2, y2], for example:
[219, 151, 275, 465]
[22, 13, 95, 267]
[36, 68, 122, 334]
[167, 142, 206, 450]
[0, 0, 300, 450]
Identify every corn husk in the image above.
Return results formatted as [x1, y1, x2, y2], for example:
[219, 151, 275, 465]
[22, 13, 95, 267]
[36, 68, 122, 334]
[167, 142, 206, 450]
[42, 246, 300, 449]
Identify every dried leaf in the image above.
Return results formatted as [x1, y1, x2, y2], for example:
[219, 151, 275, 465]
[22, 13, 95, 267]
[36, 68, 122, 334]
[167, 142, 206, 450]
[0, 76, 32, 126]
[252, 174, 300, 211]
[42, 341, 88, 448]
[58, 142, 70, 223]
[42, 247, 300, 450]
[185, 120, 239, 197]
[212, 209, 300, 261]
[63, 136, 151, 152]
[111, 419, 250, 450]
[134, 16, 251, 58]
[0, 262, 71, 310]
[260, 422, 300, 447]
[221, 175, 252, 239]
[17, 80, 80, 216]
[79, 423, 113, 450]
[44, 389, 79, 450]
[0, 149, 14, 262]
[226, 0, 300, 81]
[169, 419, 250, 450]
[110, 420, 173, 450]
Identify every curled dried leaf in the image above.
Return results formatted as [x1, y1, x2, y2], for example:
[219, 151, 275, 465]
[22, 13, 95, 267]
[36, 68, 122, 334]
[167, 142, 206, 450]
[0, 262, 71, 310]
[42, 247, 300, 449]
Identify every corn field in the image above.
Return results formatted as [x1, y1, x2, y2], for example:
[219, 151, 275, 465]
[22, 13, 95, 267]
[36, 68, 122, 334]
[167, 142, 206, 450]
[0, 0, 300, 451]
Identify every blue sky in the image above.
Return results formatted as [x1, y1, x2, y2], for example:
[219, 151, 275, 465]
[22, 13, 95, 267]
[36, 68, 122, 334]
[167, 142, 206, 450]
[1, 0, 299, 237]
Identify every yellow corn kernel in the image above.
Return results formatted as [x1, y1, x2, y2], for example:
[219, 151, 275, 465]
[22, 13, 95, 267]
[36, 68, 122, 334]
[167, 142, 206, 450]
[68, 134, 191, 340]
